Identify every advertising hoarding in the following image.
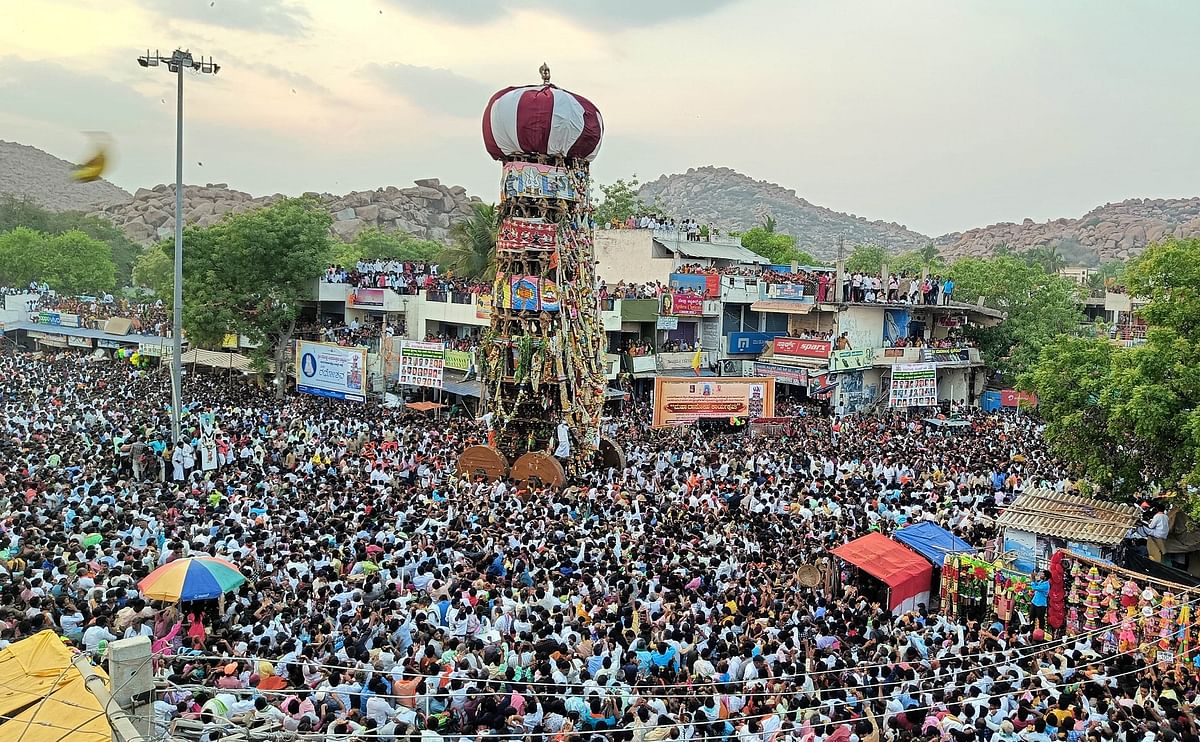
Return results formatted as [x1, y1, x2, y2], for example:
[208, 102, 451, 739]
[399, 340, 446, 389]
[296, 340, 367, 402]
[347, 288, 385, 308]
[660, 291, 703, 316]
[829, 348, 877, 371]
[652, 376, 776, 427]
[888, 363, 938, 408]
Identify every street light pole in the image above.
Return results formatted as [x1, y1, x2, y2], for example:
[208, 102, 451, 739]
[137, 49, 219, 446]
[171, 57, 184, 448]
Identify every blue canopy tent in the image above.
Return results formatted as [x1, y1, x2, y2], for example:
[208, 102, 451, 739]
[894, 521, 975, 566]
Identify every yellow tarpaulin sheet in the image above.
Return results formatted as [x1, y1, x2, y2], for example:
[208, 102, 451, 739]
[0, 631, 110, 742]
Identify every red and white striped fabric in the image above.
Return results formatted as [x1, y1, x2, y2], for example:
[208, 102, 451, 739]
[483, 84, 603, 162]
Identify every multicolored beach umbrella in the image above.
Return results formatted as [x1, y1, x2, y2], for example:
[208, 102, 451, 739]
[138, 557, 245, 602]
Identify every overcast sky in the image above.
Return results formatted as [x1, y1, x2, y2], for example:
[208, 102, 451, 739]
[1, 0, 1197, 237]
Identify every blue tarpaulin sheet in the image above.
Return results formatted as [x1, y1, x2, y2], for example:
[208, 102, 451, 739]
[893, 521, 975, 566]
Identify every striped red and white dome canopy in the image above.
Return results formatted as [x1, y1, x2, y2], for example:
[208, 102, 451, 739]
[483, 83, 604, 162]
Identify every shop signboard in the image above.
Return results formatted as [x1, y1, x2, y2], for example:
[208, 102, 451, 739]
[754, 362, 807, 386]
[727, 332, 785, 355]
[920, 347, 971, 363]
[772, 337, 831, 358]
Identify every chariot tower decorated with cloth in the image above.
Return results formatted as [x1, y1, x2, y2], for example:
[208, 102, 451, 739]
[461, 64, 609, 483]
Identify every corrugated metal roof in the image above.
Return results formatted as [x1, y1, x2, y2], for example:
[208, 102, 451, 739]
[658, 240, 770, 265]
[996, 490, 1140, 546]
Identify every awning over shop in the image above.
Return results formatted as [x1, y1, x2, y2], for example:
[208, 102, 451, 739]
[893, 521, 975, 566]
[831, 532, 933, 614]
[750, 300, 814, 315]
[0, 631, 111, 742]
[167, 349, 256, 372]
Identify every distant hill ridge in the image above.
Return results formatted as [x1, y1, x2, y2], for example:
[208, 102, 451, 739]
[638, 166, 930, 258]
[4, 142, 1198, 262]
[0, 140, 131, 211]
[640, 166, 1200, 264]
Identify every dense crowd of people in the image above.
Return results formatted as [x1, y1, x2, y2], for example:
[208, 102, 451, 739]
[0, 346, 1191, 742]
[31, 293, 171, 335]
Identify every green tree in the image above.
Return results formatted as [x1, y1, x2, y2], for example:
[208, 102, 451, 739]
[0, 195, 140, 287]
[844, 244, 887, 274]
[46, 231, 117, 294]
[439, 203, 498, 281]
[176, 197, 334, 397]
[887, 245, 945, 277]
[787, 250, 826, 267]
[328, 227, 443, 268]
[739, 227, 798, 265]
[1025, 239, 1200, 507]
[0, 226, 116, 294]
[1021, 335, 1124, 494]
[1022, 244, 1067, 273]
[132, 243, 174, 296]
[918, 243, 942, 266]
[761, 214, 777, 233]
[594, 176, 645, 227]
[0, 227, 45, 288]
[328, 240, 364, 269]
[354, 227, 443, 262]
[947, 254, 1085, 376]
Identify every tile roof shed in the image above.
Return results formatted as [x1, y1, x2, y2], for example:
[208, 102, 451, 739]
[996, 490, 1140, 547]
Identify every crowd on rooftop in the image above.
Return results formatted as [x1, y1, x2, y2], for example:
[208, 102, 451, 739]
[30, 293, 172, 335]
[604, 215, 718, 243]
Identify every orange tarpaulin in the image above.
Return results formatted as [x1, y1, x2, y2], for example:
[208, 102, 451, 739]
[406, 402, 446, 412]
[831, 532, 933, 612]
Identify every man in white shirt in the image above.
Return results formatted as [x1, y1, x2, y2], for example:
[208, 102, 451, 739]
[83, 618, 117, 653]
[1145, 505, 1170, 562]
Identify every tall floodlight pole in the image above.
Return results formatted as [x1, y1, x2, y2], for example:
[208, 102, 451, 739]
[137, 49, 219, 445]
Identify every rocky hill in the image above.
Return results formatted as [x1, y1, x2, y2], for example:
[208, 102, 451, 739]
[638, 166, 931, 258]
[92, 180, 482, 245]
[2, 141, 481, 245]
[934, 198, 1200, 263]
[6, 141, 1198, 262]
[0, 140, 131, 211]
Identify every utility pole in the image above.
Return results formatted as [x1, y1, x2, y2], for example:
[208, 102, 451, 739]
[137, 49, 220, 446]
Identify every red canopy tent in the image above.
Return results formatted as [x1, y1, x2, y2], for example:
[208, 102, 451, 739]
[831, 532, 933, 614]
